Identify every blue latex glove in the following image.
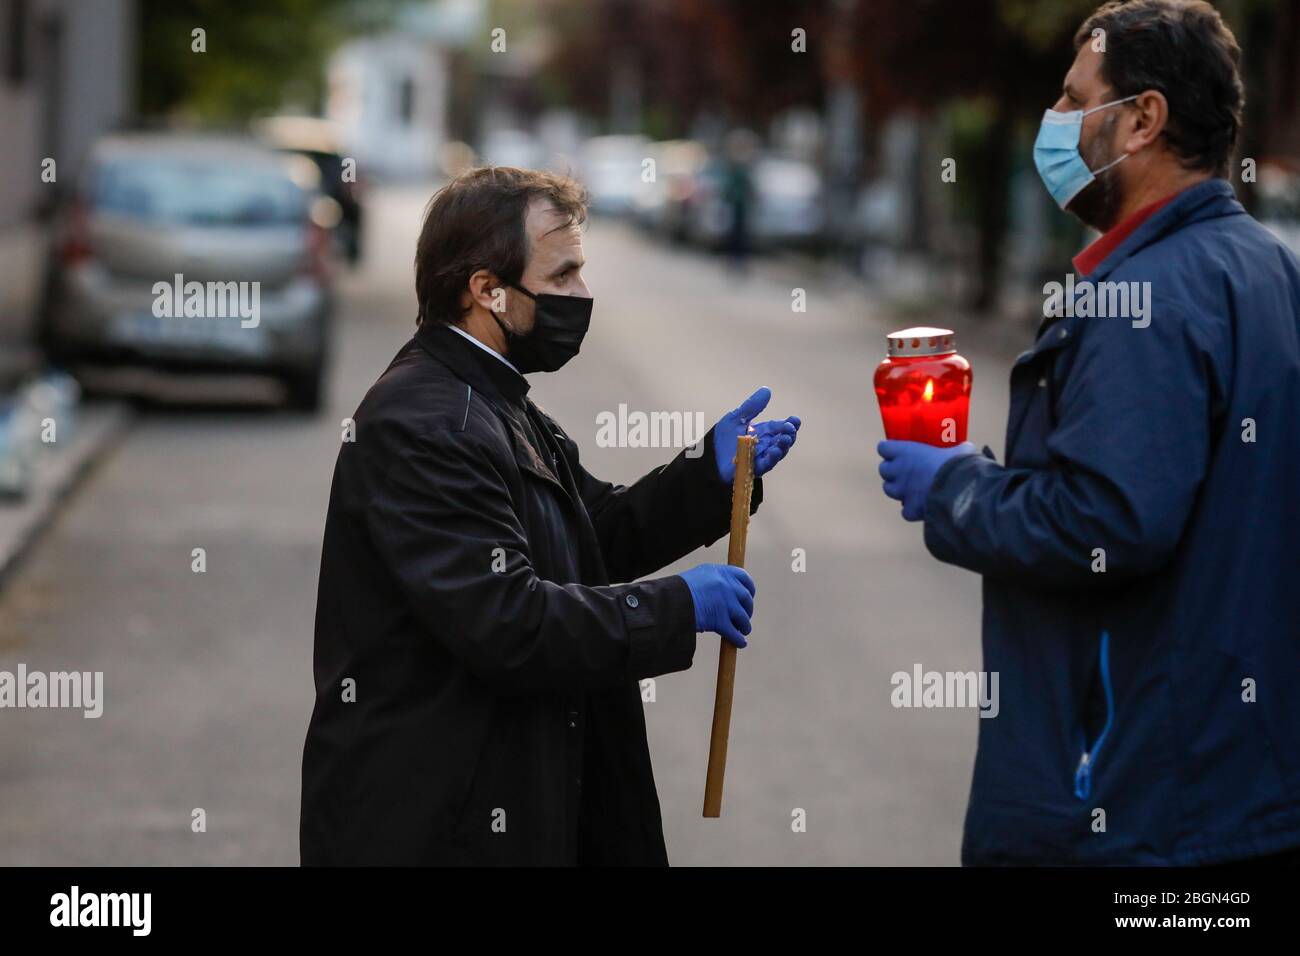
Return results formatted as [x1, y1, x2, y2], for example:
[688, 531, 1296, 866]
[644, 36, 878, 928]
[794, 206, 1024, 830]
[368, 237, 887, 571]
[714, 386, 801, 484]
[678, 563, 756, 648]
[878, 439, 979, 522]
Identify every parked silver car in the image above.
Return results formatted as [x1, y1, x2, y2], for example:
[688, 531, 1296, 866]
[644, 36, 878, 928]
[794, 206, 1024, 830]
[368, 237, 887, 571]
[579, 134, 651, 216]
[630, 139, 709, 241]
[39, 133, 335, 410]
[685, 154, 825, 250]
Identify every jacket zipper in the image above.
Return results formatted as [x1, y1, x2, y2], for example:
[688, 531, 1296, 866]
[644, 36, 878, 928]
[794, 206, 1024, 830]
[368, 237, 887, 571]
[1073, 630, 1114, 801]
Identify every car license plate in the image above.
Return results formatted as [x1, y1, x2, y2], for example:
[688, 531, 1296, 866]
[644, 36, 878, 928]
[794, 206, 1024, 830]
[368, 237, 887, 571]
[109, 311, 269, 357]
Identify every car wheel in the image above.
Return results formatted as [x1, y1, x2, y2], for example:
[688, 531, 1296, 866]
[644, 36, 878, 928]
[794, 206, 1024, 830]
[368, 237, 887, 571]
[36, 271, 68, 363]
[284, 365, 324, 413]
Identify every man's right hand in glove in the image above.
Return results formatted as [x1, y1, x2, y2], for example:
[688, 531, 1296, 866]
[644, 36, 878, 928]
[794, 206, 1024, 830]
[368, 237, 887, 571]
[678, 563, 756, 648]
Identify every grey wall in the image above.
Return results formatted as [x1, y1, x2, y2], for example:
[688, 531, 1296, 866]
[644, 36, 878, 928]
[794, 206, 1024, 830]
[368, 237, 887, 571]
[0, 0, 135, 225]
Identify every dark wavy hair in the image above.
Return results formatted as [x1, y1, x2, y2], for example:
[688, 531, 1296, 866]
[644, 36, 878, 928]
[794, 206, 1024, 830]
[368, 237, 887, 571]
[1076, 0, 1244, 177]
[415, 166, 588, 327]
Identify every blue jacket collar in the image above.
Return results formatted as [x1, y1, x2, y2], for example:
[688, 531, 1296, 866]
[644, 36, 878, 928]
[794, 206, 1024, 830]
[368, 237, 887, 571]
[1086, 177, 1244, 282]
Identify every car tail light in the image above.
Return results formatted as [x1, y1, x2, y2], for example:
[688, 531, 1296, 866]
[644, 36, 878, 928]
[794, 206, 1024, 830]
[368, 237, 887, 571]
[60, 201, 94, 265]
[302, 220, 333, 283]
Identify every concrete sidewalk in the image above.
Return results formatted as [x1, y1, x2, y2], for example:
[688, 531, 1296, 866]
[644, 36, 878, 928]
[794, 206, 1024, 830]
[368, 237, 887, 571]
[0, 221, 131, 595]
[0, 401, 133, 592]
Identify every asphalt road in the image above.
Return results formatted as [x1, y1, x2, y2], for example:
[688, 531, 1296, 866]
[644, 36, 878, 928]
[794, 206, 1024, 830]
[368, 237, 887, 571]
[0, 183, 1015, 865]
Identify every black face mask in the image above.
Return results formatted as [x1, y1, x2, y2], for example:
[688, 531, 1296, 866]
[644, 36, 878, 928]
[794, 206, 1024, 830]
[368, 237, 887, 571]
[494, 283, 593, 374]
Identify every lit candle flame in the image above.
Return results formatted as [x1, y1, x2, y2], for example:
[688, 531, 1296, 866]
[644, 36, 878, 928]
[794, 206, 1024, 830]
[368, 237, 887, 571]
[922, 379, 934, 402]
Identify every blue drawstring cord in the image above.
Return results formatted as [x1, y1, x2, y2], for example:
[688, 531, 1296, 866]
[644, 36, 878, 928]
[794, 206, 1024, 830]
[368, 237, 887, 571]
[1074, 630, 1114, 801]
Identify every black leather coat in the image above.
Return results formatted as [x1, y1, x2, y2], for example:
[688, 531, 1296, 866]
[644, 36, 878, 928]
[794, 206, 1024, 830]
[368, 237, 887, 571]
[300, 322, 759, 865]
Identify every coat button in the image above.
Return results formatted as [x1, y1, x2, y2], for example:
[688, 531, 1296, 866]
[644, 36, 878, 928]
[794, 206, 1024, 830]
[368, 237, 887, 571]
[625, 594, 640, 608]
[1058, 328, 1069, 340]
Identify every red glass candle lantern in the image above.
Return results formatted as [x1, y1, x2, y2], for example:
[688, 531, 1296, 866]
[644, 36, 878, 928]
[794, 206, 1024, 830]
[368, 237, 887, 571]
[874, 327, 972, 447]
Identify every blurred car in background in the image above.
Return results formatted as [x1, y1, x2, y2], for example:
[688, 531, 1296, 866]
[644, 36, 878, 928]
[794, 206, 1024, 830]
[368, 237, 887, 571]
[630, 139, 709, 241]
[253, 115, 365, 265]
[477, 128, 545, 171]
[579, 134, 650, 216]
[684, 153, 825, 251]
[38, 133, 336, 411]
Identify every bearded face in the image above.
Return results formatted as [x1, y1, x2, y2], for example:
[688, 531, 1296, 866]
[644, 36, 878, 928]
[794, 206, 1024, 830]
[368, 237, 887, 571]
[1066, 111, 1128, 233]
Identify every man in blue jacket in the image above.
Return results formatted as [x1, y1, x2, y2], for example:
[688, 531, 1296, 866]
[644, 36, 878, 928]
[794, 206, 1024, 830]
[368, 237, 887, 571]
[878, 0, 1300, 865]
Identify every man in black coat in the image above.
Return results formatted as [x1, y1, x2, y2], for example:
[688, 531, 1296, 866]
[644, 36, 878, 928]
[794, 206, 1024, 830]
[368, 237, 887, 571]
[300, 167, 800, 865]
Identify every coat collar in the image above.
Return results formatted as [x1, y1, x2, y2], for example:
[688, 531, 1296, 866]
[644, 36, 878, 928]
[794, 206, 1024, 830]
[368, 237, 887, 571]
[413, 319, 571, 495]
[414, 321, 530, 406]
[1072, 191, 1180, 277]
[1021, 178, 1244, 362]
[1085, 177, 1244, 283]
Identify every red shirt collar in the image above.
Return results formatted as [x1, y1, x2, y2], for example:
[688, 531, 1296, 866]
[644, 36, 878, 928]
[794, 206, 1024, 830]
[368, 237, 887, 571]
[1071, 189, 1183, 276]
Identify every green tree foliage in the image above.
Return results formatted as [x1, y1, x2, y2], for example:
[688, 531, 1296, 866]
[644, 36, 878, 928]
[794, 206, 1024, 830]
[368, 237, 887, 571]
[137, 0, 369, 120]
[546, 0, 829, 136]
[547, 0, 1285, 312]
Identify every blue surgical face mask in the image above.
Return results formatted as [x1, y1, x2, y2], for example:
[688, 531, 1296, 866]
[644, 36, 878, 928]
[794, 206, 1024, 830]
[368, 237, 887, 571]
[1033, 95, 1138, 209]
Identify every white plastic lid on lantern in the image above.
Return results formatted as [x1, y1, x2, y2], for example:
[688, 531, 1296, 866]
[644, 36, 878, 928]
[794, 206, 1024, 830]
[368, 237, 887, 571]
[886, 326, 957, 357]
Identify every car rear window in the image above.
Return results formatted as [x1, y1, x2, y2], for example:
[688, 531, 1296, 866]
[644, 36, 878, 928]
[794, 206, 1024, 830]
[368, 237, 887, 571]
[91, 157, 307, 226]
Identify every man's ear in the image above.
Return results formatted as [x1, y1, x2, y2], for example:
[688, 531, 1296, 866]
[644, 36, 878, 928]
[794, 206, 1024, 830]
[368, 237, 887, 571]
[1124, 90, 1168, 154]
[466, 269, 503, 315]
